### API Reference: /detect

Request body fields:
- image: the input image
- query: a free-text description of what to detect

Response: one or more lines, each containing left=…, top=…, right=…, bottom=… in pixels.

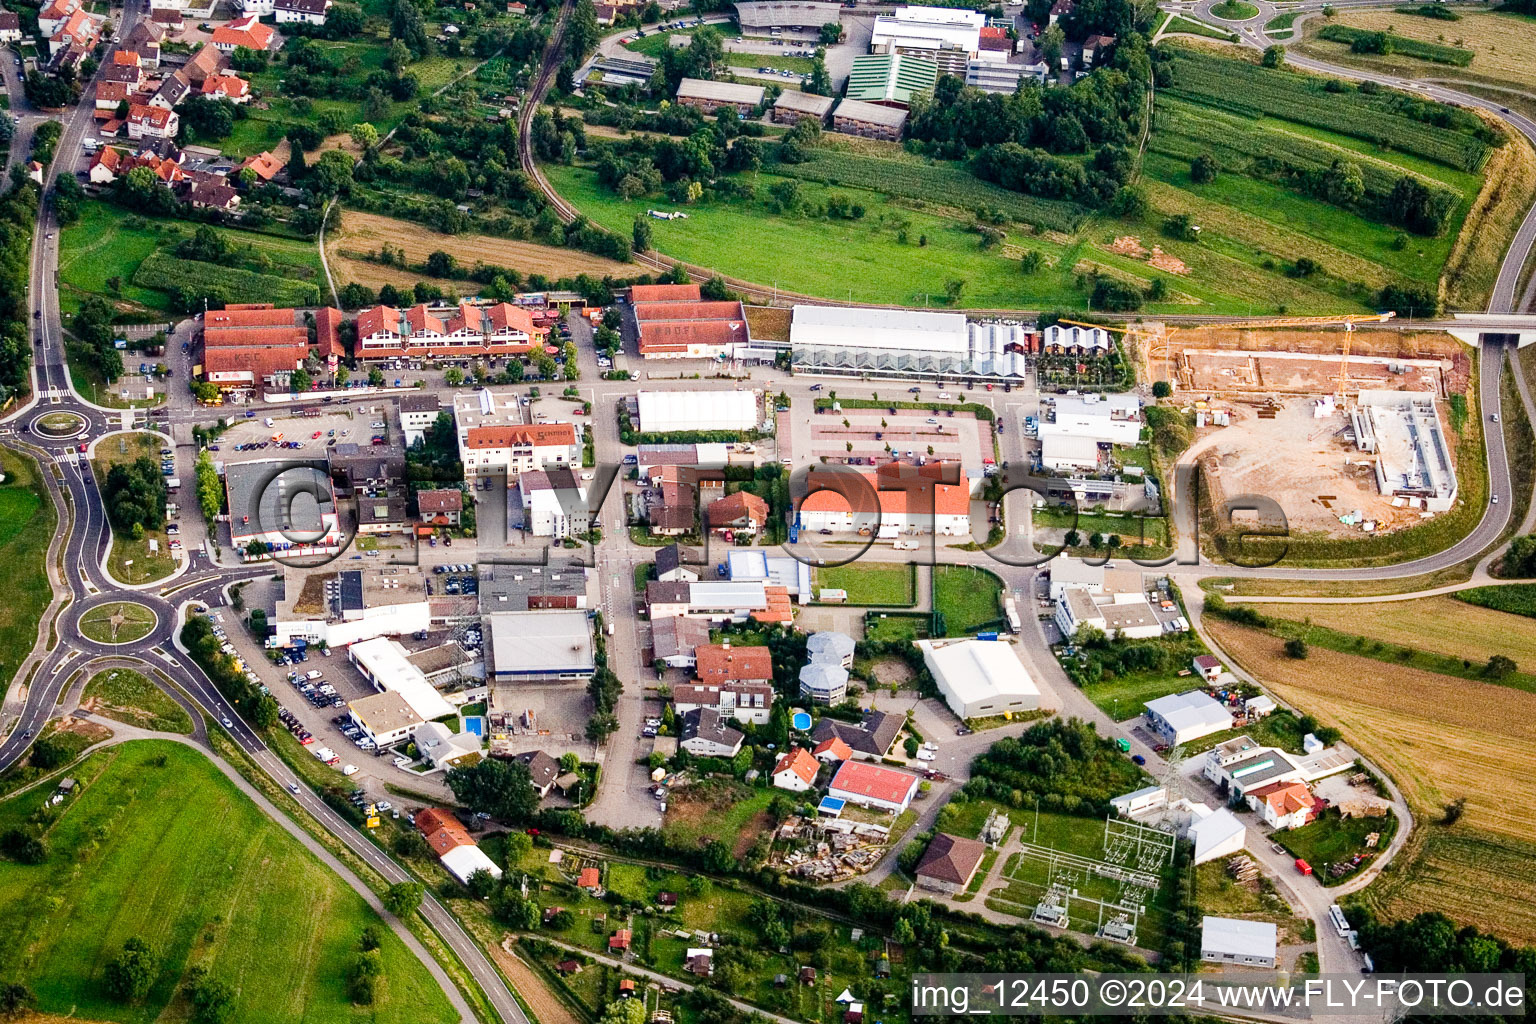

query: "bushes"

left=103, top=456, right=168, bottom=536
left=1318, top=24, right=1473, bottom=66
left=962, top=718, right=1147, bottom=816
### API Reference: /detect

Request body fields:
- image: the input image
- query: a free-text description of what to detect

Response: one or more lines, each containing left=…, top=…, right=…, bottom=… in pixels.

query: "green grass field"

left=547, top=39, right=1495, bottom=314
left=79, top=601, right=159, bottom=644
left=814, top=563, right=916, bottom=606
left=0, top=448, right=54, bottom=695
left=1274, top=807, right=1399, bottom=885
left=0, top=741, right=456, bottom=1023
left=81, top=668, right=192, bottom=733
left=934, top=565, right=1003, bottom=636
left=863, top=612, right=929, bottom=643
left=59, top=201, right=324, bottom=316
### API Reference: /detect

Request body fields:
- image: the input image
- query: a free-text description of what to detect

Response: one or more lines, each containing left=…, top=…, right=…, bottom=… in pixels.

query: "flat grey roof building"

left=832, top=98, right=909, bottom=130
left=774, top=90, right=834, bottom=117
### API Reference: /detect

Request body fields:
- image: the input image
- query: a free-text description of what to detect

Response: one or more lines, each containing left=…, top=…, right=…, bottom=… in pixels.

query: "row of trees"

left=0, top=182, right=39, bottom=409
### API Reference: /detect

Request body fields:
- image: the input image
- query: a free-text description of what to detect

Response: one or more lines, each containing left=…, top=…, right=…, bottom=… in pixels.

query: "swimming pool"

left=464, top=716, right=484, bottom=737
left=791, top=712, right=812, bottom=731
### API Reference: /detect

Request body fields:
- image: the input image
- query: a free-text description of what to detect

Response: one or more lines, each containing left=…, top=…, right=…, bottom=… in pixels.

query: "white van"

left=264, top=417, right=275, bottom=428
left=306, top=669, right=323, bottom=680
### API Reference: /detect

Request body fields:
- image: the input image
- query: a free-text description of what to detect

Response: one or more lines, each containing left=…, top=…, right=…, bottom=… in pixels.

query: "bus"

left=1328, top=904, right=1351, bottom=938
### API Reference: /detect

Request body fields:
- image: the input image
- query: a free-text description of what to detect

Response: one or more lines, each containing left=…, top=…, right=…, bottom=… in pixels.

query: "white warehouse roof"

left=637, top=389, right=759, bottom=434
left=486, top=610, right=595, bottom=673
left=1201, top=916, right=1277, bottom=961
left=1188, top=808, right=1246, bottom=864
left=1146, top=690, right=1230, bottom=736
left=440, top=844, right=504, bottom=885
left=917, top=638, right=1040, bottom=718
left=349, top=636, right=454, bottom=721
left=789, top=305, right=968, bottom=355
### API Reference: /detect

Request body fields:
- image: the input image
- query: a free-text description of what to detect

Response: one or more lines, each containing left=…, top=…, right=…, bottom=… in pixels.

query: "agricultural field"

left=1252, top=596, right=1536, bottom=689
left=933, top=565, right=1004, bottom=636
left=813, top=563, right=917, bottom=606
left=325, top=209, right=635, bottom=295
left=80, top=667, right=192, bottom=733
left=92, top=432, right=176, bottom=584
left=1456, top=583, right=1536, bottom=618
left=1203, top=618, right=1536, bottom=844
left=1315, top=25, right=1473, bottom=66
left=0, top=740, right=456, bottom=1023
left=0, top=448, right=55, bottom=696
left=59, top=201, right=324, bottom=316
left=547, top=46, right=1509, bottom=312
left=1297, top=7, right=1536, bottom=92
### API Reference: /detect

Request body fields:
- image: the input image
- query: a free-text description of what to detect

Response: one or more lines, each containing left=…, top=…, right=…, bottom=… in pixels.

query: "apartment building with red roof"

left=634, top=299, right=750, bottom=359
left=353, top=302, right=544, bottom=359
left=200, top=304, right=310, bottom=390
left=459, top=422, right=581, bottom=478
left=210, top=14, right=275, bottom=51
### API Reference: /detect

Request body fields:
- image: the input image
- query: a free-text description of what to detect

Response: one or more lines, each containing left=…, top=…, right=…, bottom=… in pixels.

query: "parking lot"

left=808, top=403, right=992, bottom=478
left=209, top=409, right=386, bottom=466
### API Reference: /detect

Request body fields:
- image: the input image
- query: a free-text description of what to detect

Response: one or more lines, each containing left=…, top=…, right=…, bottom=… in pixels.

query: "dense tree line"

left=0, top=182, right=38, bottom=408
left=1354, top=909, right=1534, bottom=1021
left=181, top=615, right=279, bottom=729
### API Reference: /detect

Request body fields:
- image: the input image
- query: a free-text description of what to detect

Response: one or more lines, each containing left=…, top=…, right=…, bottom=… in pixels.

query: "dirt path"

left=493, top=938, right=583, bottom=1024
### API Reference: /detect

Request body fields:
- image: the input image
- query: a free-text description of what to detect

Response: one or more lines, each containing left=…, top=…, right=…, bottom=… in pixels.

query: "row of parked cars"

left=330, top=713, right=379, bottom=752
left=276, top=705, right=314, bottom=747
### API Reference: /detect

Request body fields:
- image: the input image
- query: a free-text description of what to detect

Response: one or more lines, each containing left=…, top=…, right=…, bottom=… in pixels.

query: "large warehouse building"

left=734, top=0, right=842, bottom=31
left=790, top=305, right=970, bottom=377
left=916, top=638, right=1041, bottom=720
left=636, top=390, right=760, bottom=434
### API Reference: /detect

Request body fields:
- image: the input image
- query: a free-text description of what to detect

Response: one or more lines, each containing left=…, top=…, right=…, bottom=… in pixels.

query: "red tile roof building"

left=314, top=306, right=343, bottom=360
left=459, top=422, right=581, bottom=478
left=634, top=299, right=750, bottom=359
left=415, top=806, right=475, bottom=855
left=771, top=747, right=819, bottom=791
left=827, top=761, right=920, bottom=813
left=200, top=304, right=309, bottom=390
left=127, top=102, right=178, bottom=140
left=629, top=283, right=701, bottom=303
left=706, top=490, right=769, bottom=536
left=240, top=150, right=284, bottom=181
left=693, top=643, right=772, bottom=687
left=798, top=465, right=971, bottom=537
left=355, top=302, right=544, bottom=359
left=211, top=15, right=275, bottom=51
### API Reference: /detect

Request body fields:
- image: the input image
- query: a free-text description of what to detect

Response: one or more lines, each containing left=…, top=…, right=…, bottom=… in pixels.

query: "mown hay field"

left=1249, top=594, right=1536, bottom=666
left=1302, top=8, right=1536, bottom=90
left=1206, top=619, right=1536, bottom=941
left=327, top=210, right=634, bottom=289
left=1204, top=619, right=1536, bottom=841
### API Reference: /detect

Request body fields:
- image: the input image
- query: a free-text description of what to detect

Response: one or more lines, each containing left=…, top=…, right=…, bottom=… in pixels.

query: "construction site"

left=1121, top=318, right=1472, bottom=539
left=772, top=815, right=895, bottom=882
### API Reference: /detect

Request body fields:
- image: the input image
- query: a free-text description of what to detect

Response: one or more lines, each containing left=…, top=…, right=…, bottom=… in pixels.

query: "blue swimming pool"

left=791, top=712, right=812, bottom=731
left=464, top=717, right=484, bottom=737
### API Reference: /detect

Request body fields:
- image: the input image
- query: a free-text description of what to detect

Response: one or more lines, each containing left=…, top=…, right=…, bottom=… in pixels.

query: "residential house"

left=827, top=760, right=920, bottom=813
left=415, top=807, right=503, bottom=885
left=88, top=146, right=124, bottom=184
left=95, top=80, right=135, bottom=110
left=186, top=178, right=241, bottom=211
left=128, top=103, right=178, bottom=140
left=399, top=393, right=441, bottom=445
left=37, top=0, right=81, bottom=37
left=0, top=11, right=20, bottom=42
left=650, top=614, right=709, bottom=669
left=275, top=0, right=330, bottom=23
left=679, top=707, right=745, bottom=758
left=644, top=580, right=794, bottom=626
left=211, top=14, right=275, bottom=51
left=706, top=490, right=769, bottom=539
left=799, top=662, right=849, bottom=705
left=416, top=488, right=462, bottom=528
left=913, top=832, right=986, bottom=894
left=514, top=750, right=562, bottom=798
left=812, top=736, right=853, bottom=763
left=808, top=710, right=902, bottom=760
left=693, top=642, right=772, bottom=689
left=771, top=747, right=819, bottom=792
left=201, top=72, right=251, bottom=103
left=48, top=6, right=100, bottom=56
left=123, top=20, right=164, bottom=65
left=412, top=720, right=481, bottom=770
left=609, top=929, right=632, bottom=952
left=654, top=542, right=698, bottom=583
left=149, top=71, right=193, bottom=111
left=1245, top=780, right=1317, bottom=830
left=673, top=682, right=774, bottom=726
left=240, top=150, right=283, bottom=181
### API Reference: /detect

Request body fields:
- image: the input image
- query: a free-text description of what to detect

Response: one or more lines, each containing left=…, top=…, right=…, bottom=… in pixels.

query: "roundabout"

left=31, top=411, right=88, bottom=440
left=1209, top=0, right=1260, bottom=20
left=78, top=601, right=160, bottom=645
